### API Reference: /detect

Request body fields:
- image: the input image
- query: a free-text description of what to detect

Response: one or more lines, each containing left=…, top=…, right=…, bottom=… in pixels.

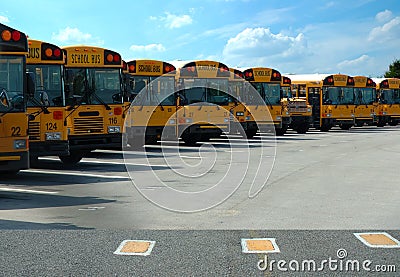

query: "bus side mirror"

left=26, top=72, right=35, bottom=98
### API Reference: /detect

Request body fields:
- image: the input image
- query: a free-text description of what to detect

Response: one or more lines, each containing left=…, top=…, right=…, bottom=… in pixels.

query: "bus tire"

left=181, top=134, right=200, bottom=146
left=295, top=124, right=309, bottom=134
left=59, top=152, right=84, bottom=165
left=339, top=124, right=352, bottom=130
left=275, top=127, right=287, bottom=136
left=320, top=125, right=331, bottom=132
left=245, top=129, right=257, bottom=139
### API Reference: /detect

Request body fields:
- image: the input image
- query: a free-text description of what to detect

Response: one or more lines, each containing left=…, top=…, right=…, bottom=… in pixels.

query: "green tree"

left=384, top=59, right=400, bottom=78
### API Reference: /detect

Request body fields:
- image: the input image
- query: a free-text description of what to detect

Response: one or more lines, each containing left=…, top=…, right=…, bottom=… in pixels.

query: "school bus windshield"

left=0, top=55, right=24, bottom=112
left=354, top=87, right=375, bottom=105
left=251, top=82, right=281, bottom=105
left=281, top=86, right=293, bottom=98
left=181, top=78, right=229, bottom=105
left=323, top=87, right=354, bottom=105
left=26, top=64, right=64, bottom=107
left=380, top=89, right=400, bottom=104
left=65, top=68, right=122, bottom=105
left=130, top=76, right=175, bottom=106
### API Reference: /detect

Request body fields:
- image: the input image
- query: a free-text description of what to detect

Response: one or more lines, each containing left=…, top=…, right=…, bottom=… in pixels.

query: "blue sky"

left=1, top=0, right=400, bottom=77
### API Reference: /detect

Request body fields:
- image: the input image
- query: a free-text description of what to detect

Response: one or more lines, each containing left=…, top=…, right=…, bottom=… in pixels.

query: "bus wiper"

left=27, top=94, right=51, bottom=119
left=91, top=91, right=111, bottom=110
left=152, top=91, right=164, bottom=111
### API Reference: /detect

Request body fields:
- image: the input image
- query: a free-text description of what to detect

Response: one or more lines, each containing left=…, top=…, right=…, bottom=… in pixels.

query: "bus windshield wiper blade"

left=91, top=92, right=111, bottom=110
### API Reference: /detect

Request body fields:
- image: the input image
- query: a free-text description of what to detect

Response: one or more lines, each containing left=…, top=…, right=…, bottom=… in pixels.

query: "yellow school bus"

left=373, top=78, right=400, bottom=127
left=281, top=76, right=312, bottom=133
left=26, top=39, right=69, bottom=162
left=0, top=23, right=33, bottom=174
left=61, top=45, right=124, bottom=164
left=173, top=60, right=230, bottom=145
left=125, top=59, right=177, bottom=146
left=227, top=68, right=250, bottom=137
left=353, top=76, right=377, bottom=127
left=243, top=67, right=290, bottom=135
left=291, top=74, right=355, bottom=131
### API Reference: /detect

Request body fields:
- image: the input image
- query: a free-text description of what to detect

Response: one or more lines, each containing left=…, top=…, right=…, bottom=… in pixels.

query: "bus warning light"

left=106, top=54, right=113, bottom=62
left=45, top=48, right=53, bottom=57
left=1, top=30, right=12, bottom=41
left=12, top=31, right=21, bottom=41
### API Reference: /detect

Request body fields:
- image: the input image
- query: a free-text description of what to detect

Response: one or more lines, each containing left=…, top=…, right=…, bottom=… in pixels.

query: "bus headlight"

left=276, top=116, right=281, bottom=120
left=307, top=108, right=312, bottom=112
left=185, top=118, right=193, bottom=123
left=285, top=111, right=290, bottom=115
left=108, top=126, right=121, bottom=133
left=236, top=112, right=244, bottom=116
left=14, top=139, right=27, bottom=150
left=351, top=114, right=355, bottom=117
left=45, top=132, right=62, bottom=141
left=224, top=118, right=229, bottom=122
left=169, top=119, right=176, bottom=124
left=327, top=113, right=331, bottom=117
left=245, top=116, right=251, bottom=120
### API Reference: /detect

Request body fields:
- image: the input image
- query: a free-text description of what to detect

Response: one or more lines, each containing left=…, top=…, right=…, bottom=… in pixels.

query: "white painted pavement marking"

left=0, top=187, right=58, bottom=195
left=24, top=169, right=129, bottom=179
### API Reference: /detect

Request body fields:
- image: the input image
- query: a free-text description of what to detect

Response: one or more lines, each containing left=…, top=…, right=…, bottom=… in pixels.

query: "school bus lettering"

left=334, top=75, right=347, bottom=82
left=11, top=126, right=21, bottom=136
left=71, top=54, right=101, bottom=64
left=138, top=64, right=161, bottom=73
left=91, top=54, right=101, bottom=64
left=27, top=47, right=40, bottom=59
left=389, top=79, right=400, bottom=86
left=254, top=70, right=271, bottom=77
left=198, top=65, right=217, bottom=71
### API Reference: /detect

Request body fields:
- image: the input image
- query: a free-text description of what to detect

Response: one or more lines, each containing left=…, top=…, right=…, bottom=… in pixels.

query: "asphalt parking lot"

left=1, top=126, right=399, bottom=276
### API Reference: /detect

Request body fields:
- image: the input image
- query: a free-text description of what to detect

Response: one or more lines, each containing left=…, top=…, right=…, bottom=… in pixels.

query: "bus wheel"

left=245, top=129, right=257, bottom=139
left=145, top=136, right=158, bottom=145
left=355, top=122, right=364, bottom=127
left=295, top=124, right=309, bottom=134
left=275, top=127, right=287, bottom=136
left=320, top=125, right=331, bottom=132
left=181, top=134, right=200, bottom=146
left=389, top=120, right=397, bottom=126
left=339, top=124, right=352, bottom=130
left=29, top=155, right=39, bottom=167
left=59, top=152, right=83, bottom=165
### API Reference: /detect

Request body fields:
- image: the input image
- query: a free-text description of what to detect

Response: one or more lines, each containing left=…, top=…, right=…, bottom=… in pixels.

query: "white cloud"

left=376, top=10, right=393, bottom=22
left=129, top=43, right=166, bottom=52
left=156, top=12, right=193, bottom=29
left=223, top=27, right=308, bottom=67
left=52, top=27, right=92, bottom=43
left=0, top=15, right=10, bottom=24
left=337, top=55, right=371, bottom=69
left=368, top=16, right=400, bottom=42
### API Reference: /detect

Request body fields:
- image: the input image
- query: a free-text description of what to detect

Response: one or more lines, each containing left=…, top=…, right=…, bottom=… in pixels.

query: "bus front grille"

left=288, top=101, right=307, bottom=113
left=28, top=121, right=40, bottom=141
left=73, top=117, right=104, bottom=134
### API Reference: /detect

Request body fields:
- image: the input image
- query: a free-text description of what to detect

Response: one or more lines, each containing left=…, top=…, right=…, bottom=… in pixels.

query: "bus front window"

left=0, top=56, right=24, bottom=112
left=26, top=64, right=64, bottom=107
